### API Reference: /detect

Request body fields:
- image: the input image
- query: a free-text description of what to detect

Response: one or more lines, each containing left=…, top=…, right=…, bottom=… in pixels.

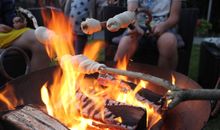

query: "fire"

left=116, top=56, right=129, bottom=81
left=38, top=9, right=161, bottom=130
left=171, top=74, right=176, bottom=85
left=0, top=85, right=23, bottom=110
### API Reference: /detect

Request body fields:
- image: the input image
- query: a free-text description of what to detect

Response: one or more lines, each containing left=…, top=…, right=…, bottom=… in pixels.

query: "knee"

left=157, top=33, right=177, bottom=56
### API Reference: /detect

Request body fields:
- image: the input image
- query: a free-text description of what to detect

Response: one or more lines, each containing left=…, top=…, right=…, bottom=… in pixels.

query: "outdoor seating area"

left=0, top=0, right=220, bottom=130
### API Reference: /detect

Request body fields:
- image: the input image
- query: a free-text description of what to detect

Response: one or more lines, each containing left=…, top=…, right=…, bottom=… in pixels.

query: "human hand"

left=0, top=24, right=13, bottom=33
left=127, top=25, right=144, bottom=36
left=152, top=22, right=167, bottom=37
left=13, top=16, right=27, bottom=29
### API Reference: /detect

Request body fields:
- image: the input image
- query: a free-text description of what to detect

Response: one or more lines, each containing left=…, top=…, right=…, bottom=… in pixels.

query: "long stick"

left=166, top=89, right=220, bottom=109
left=99, top=67, right=179, bottom=91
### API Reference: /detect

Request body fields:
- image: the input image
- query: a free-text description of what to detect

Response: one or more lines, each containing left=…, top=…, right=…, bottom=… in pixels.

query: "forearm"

left=163, top=0, right=182, bottom=30
left=127, top=0, right=138, bottom=11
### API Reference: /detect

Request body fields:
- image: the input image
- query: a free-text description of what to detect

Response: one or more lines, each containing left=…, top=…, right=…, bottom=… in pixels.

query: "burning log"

left=0, top=105, right=69, bottom=130
left=75, top=90, right=147, bottom=130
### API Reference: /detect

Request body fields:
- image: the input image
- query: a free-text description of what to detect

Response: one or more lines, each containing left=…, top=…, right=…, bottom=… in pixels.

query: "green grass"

left=188, top=44, right=201, bottom=81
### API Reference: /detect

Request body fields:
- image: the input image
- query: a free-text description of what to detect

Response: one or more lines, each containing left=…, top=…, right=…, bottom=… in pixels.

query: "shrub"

left=196, top=19, right=212, bottom=36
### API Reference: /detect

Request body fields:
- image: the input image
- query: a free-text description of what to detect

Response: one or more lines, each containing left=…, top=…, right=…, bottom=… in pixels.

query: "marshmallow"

left=34, top=26, right=57, bottom=44
left=81, top=18, right=102, bottom=35
left=107, top=11, right=135, bottom=32
left=61, top=54, right=106, bottom=74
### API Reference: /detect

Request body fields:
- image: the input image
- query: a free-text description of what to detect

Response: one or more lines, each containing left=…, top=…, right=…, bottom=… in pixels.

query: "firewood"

left=0, top=105, right=69, bottom=130
left=75, top=90, right=147, bottom=130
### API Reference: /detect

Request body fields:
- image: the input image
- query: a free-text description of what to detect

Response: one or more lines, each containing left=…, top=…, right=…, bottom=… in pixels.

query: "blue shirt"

left=0, top=0, right=16, bottom=27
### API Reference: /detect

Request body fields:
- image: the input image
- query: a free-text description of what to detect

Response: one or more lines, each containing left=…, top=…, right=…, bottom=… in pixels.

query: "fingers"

left=13, top=17, right=23, bottom=23
left=13, top=17, right=27, bottom=29
left=0, top=24, right=13, bottom=33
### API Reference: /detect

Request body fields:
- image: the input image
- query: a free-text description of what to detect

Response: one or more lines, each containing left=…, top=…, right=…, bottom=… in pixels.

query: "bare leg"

left=114, top=35, right=138, bottom=62
left=10, top=30, right=50, bottom=72
left=157, top=32, right=178, bottom=70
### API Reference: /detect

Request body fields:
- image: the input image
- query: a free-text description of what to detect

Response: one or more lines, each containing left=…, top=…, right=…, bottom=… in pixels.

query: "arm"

left=153, top=0, right=182, bottom=36
left=127, top=0, right=138, bottom=11
left=0, top=24, right=12, bottom=33
left=163, top=0, right=182, bottom=30
left=127, top=0, right=145, bottom=36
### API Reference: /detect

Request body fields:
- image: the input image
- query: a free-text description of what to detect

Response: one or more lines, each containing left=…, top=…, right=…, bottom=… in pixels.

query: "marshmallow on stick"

left=60, top=54, right=178, bottom=90
left=106, top=11, right=136, bottom=32
left=81, top=11, right=136, bottom=35
left=61, top=54, right=106, bottom=74
left=81, top=18, right=102, bottom=35
left=35, top=26, right=57, bottom=44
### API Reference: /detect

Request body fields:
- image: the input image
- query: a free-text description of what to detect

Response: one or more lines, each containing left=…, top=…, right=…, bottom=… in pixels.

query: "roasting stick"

left=166, top=89, right=220, bottom=109
left=98, top=67, right=179, bottom=91
left=61, top=54, right=179, bottom=91
left=81, top=10, right=137, bottom=35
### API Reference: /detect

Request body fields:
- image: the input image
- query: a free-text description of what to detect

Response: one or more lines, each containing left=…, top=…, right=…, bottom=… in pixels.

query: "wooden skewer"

left=98, top=67, right=179, bottom=91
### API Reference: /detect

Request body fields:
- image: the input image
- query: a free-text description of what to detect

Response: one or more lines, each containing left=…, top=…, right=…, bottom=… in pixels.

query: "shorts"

left=112, top=26, right=185, bottom=48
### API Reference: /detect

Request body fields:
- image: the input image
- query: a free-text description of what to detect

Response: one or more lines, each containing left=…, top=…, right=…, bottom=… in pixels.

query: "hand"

left=0, top=24, right=13, bottom=33
left=127, top=24, right=144, bottom=36
left=13, top=16, right=27, bottom=29
left=152, top=22, right=167, bottom=37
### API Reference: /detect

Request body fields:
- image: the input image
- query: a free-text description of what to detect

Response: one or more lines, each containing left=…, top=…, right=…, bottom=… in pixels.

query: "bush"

left=196, top=19, right=212, bottom=36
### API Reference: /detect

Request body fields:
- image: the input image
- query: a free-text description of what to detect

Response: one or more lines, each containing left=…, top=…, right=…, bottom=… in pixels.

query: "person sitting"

left=0, top=0, right=50, bottom=72
left=114, top=0, right=183, bottom=70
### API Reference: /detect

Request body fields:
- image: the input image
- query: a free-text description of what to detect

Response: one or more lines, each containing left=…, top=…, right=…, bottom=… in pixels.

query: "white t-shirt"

left=128, top=0, right=171, bottom=27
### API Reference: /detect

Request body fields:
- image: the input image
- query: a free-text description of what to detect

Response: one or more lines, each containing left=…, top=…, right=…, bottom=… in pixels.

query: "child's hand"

left=152, top=22, right=167, bottom=37
left=127, top=25, right=144, bottom=36
left=0, top=24, right=13, bottom=33
left=13, top=16, right=27, bottom=29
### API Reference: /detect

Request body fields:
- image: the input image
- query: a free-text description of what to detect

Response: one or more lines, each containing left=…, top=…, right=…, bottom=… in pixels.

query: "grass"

left=188, top=44, right=220, bottom=130
left=188, top=44, right=201, bottom=81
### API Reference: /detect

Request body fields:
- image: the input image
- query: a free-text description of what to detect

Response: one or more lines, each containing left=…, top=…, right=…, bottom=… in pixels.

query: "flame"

left=0, top=85, right=23, bottom=110
left=116, top=80, right=161, bottom=129
left=39, top=9, right=161, bottom=130
left=41, top=9, right=75, bottom=58
left=83, top=40, right=105, bottom=60
left=171, top=74, right=176, bottom=85
left=116, top=56, right=129, bottom=81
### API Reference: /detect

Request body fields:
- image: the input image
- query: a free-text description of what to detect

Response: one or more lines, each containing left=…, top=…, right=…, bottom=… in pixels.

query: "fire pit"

left=0, top=8, right=211, bottom=130
left=0, top=63, right=211, bottom=130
